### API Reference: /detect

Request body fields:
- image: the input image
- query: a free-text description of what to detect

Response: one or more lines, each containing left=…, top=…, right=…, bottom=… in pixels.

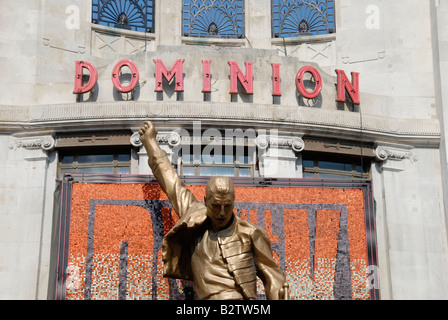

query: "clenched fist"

left=139, top=121, right=158, bottom=144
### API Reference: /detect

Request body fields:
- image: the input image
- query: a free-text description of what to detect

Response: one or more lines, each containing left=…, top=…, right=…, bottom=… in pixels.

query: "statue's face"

left=205, top=193, right=235, bottom=232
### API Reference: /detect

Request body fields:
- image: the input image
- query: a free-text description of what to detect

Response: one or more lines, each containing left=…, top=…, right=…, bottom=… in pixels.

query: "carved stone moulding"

left=0, top=102, right=441, bottom=148
left=256, top=135, right=305, bottom=152
left=130, top=132, right=181, bottom=148
left=374, top=142, right=418, bottom=163
left=9, top=136, right=55, bottom=151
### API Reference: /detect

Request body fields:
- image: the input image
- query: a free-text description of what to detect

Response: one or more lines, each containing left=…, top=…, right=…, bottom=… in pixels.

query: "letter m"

left=153, top=59, right=185, bottom=92
left=228, top=61, right=254, bottom=94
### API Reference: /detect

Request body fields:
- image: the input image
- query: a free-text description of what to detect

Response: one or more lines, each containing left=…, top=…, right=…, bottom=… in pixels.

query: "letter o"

left=296, top=66, right=322, bottom=99
left=112, top=59, right=139, bottom=93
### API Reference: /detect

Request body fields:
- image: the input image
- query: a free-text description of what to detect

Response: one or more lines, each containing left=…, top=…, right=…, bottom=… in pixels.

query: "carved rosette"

left=256, top=135, right=305, bottom=152
left=130, top=132, right=143, bottom=147
left=131, top=132, right=181, bottom=148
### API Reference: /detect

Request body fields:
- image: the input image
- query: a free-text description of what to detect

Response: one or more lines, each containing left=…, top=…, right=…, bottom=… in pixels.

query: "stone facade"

left=0, top=0, right=447, bottom=299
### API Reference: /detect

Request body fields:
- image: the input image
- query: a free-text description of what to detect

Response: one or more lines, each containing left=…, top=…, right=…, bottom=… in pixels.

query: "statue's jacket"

left=147, top=148, right=286, bottom=300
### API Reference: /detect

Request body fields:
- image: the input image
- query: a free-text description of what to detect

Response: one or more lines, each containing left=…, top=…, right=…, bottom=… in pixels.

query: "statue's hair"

left=205, top=176, right=235, bottom=200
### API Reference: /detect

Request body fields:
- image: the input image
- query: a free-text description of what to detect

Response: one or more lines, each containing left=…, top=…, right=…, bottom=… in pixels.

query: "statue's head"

left=204, top=176, right=235, bottom=231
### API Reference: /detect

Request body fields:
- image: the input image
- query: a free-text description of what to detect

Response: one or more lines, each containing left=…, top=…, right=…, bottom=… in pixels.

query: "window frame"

left=302, top=153, right=370, bottom=180
left=178, top=143, right=255, bottom=178
left=58, top=147, right=132, bottom=179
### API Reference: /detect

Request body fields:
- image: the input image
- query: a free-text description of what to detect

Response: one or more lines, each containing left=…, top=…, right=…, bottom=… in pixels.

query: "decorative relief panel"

left=91, top=25, right=155, bottom=58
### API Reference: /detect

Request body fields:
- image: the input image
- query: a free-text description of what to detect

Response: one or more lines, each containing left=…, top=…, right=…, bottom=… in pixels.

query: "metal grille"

left=272, top=0, right=335, bottom=37
left=92, top=0, right=155, bottom=33
left=182, top=0, right=245, bottom=38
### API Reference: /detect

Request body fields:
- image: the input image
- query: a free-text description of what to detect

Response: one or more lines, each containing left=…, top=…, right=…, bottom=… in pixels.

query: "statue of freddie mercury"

left=139, top=121, right=289, bottom=300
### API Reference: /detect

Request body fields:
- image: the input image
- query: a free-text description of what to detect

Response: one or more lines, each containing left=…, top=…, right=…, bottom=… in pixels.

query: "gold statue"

left=139, top=121, right=289, bottom=300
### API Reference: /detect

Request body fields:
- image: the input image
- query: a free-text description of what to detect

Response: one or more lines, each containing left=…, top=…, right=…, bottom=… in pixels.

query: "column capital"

left=256, top=135, right=305, bottom=152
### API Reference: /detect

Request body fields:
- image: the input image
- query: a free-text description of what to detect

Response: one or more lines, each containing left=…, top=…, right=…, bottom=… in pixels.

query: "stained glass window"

left=272, top=0, right=335, bottom=37
left=92, top=0, right=155, bottom=33
left=182, top=0, right=245, bottom=38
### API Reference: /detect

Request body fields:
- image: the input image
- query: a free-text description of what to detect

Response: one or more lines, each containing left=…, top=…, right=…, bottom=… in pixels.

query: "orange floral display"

left=56, top=176, right=378, bottom=300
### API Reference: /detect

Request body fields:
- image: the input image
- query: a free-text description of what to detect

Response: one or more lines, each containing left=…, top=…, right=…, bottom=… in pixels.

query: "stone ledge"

left=0, top=102, right=440, bottom=146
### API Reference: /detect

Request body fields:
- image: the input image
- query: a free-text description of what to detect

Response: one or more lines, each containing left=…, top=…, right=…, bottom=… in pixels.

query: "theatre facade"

left=1, top=0, right=448, bottom=300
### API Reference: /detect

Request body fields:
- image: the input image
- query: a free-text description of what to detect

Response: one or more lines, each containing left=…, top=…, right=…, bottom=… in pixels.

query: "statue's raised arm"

left=139, top=121, right=197, bottom=219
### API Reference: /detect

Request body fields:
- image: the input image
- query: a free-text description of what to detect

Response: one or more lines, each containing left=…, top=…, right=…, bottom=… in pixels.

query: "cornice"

left=0, top=102, right=441, bottom=146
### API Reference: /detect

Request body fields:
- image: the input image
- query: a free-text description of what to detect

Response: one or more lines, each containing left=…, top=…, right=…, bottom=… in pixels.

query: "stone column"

left=246, top=0, right=272, bottom=49
left=4, top=135, right=56, bottom=299
left=155, top=0, right=182, bottom=46
left=372, top=142, right=448, bottom=299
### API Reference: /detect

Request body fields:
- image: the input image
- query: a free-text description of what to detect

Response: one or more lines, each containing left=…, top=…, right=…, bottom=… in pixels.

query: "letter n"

left=153, top=59, right=185, bottom=92
left=73, top=61, right=97, bottom=94
left=228, top=61, right=254, bottom=94
left=335, top=69, right=360, bottom=105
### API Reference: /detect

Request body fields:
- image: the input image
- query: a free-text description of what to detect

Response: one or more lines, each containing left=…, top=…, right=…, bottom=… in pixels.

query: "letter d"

left=73, top=61, right=98, bottom=94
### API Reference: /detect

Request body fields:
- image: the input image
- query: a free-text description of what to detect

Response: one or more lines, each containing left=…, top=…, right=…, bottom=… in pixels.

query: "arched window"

left=272, top=0, right=335, bottom=38
left=92, top=0, right=155, bottom=33
left=182, top=0, right=245, bottom=38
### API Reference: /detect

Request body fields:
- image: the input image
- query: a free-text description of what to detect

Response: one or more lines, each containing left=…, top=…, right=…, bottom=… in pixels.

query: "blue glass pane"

left=201, top=151, right=236, bottom=164
left=238, top=168, right=251, bottom=177
left=319, top=173, right=350, bottom=180
left=318, top=161, right=352, bottom=172
left=183, top=153, right=194, bottom=163
left=60, top=155, right=74, bottom=164
left=224, top=154, right=235, bottom=164
left=200, top=166, right=235, bottom=176
left=118, top=154, right=131, bottom=162
left=182, top=166, right=196, bottom=176
left=303, top=171, right=315, bottom=178
left=61, top=168, right=74, bottom=175
left=302, top=160, right=314, bottom=168
left=77, top=167, right=114, bottom=174
left=78, top=154, right=114, bottom=164
left=117, top=166, right=130, bottom=174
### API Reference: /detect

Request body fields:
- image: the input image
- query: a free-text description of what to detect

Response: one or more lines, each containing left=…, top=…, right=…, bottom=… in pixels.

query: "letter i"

left=272, top=63, right=281, bottom=96
left=202, top=60, right=212, bottom=93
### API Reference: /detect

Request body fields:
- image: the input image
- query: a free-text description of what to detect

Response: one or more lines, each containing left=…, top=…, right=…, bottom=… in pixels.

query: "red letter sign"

left=73, top=61, right=98, bottom=94
left=228, top=61, right=254, bottom=94
left=335, top=69, right=360, bottom=105
left=202, top=60, right=212, bottom=93
left=272, top=63, right=281, bottom=96
left=111, top=60, right=139, bottom=93
left=296, top=66, right=322, bottom=99
left=153, top=59, right=185, bottom=92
